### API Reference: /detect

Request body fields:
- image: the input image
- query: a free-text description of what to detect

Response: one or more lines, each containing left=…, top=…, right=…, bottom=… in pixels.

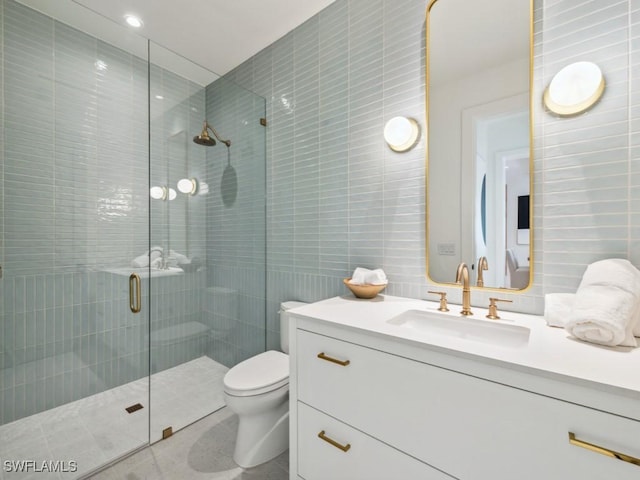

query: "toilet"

left=223, top=301, right=307, bottom=468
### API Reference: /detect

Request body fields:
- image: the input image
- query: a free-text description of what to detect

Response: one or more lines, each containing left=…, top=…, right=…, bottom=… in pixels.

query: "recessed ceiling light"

left=155, top=95, right=164, bottom=100
left=124, top=14, right=143, bottom=28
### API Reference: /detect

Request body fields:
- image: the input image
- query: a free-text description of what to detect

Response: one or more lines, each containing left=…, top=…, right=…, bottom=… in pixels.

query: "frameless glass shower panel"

left=148, top=44, right=267, bottom=442
left=0, top=0, right=150, bottom=476
left=148, top=43, right=219, bottom=442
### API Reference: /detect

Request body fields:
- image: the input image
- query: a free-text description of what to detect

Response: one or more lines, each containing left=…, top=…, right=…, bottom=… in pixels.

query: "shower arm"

left=203, top=121, right=231, bottom=147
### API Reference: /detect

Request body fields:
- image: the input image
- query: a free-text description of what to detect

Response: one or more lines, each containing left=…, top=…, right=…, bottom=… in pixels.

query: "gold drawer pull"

left=317, top=352, right=350, bottom=367
left=318, top=430, right=351, bottom=452
left=569, top=432, right=640, bottom=467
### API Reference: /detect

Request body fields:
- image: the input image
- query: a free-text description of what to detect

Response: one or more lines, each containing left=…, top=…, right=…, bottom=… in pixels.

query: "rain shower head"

left=193, top=121, right=231, bottom=147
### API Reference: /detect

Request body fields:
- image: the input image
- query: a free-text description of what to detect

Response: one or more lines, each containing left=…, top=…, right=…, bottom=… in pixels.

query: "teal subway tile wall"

left=2, top=0, right=639, bottom=425
left=222, top=0, right=640, bottom=349
left=0, top=0, right=266, bottom=424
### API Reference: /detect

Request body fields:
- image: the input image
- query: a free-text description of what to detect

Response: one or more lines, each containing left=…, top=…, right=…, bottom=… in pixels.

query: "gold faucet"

left=455, top=262, right=473, bottom=316
left=476, top=256, right=489, bottom=287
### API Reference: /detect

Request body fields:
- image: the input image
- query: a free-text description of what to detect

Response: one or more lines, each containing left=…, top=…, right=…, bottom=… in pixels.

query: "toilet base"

left=225, top=385, right=289, bottom=468
left=225, top=388, right=289, bottom=468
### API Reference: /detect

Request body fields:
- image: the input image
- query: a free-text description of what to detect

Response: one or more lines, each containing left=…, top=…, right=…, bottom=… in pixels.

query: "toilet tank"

left=280, top=301, right=307, bottom=354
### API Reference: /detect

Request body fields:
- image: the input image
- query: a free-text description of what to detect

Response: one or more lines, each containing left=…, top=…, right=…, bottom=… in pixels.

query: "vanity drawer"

left=296, top=329, right=640, bottom=479
left=297, top=402, right=452, bottom=480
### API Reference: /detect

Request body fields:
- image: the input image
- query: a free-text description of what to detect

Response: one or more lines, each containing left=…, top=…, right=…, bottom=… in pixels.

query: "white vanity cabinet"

left=289, top=303, right=640, bottom=480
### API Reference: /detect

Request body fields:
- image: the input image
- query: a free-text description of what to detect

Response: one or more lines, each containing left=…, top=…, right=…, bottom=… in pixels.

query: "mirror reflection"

left=427, top=0, right=532, bottom=290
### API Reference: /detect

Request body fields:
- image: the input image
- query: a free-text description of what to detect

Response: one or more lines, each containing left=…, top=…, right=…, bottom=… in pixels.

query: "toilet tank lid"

left=224, top=350, right=289, bottom=393
left=280, top=301, right=307, bottom=311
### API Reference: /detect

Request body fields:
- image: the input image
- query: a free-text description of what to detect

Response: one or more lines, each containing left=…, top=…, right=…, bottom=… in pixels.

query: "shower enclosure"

left=0, top=0, right=266, bottom=477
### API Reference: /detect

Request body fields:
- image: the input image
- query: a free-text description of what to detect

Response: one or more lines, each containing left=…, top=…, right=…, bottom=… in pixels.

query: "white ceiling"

left=17, top=0, right=336, bottom=84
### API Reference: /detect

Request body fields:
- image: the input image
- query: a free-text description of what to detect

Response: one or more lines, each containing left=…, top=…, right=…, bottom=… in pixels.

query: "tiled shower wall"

left=0, top=0, right=148, bottom=424
left=204, top=78, right=267, bottom=366
left=0, top=0, right=210, bottom=424
left=225, top=0, right=640, bottom=348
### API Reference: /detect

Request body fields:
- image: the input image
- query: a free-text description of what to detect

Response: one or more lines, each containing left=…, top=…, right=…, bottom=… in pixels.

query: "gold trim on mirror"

left=425, top=0, right=534, bottom=292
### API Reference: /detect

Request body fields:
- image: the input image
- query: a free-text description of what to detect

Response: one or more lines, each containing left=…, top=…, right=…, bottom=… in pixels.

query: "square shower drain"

left=125, top=403, right=144, bottom=414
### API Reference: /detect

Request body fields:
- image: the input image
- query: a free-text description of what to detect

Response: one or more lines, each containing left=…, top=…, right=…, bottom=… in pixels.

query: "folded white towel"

left=130, top=246, right=164, bottom=268
left=582, top=259, right=640, bottom=338
left=579, top=258, right=640, bottom=295
left=150, top=257, right=163, bottom=269
left=349, top=267, right=388, bottom=286
left=168, top=250, right=189, bottom=266
left=544, top=293, right=575, bottom=328
left=565, top=259, right=640, bottom=347
left=131, top=254, right=149, bottom=268
left=566, top=286, right=637, bottom=347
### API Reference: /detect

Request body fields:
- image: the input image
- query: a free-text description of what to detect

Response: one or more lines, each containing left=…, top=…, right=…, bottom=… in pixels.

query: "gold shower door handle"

left=318, top=430, right=351, bottom=452
left=317, top=352, right=350, bottom=367
left=568, top=432, right=640, bottom=467
left=129, top=273, right=141, bottom=313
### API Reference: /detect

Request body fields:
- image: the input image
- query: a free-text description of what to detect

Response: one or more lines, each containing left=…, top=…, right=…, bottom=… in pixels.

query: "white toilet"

left=223, top=301, right=307, bottom=468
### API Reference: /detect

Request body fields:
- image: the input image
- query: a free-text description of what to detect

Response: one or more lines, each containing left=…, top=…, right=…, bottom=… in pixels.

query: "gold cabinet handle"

left=129, top=273, right=141, bottom=313
left=318, top=430, right=351, bottom=452
left=569, top=432, right=640, bottom=467
left=317, top=352, right=350, bottom=367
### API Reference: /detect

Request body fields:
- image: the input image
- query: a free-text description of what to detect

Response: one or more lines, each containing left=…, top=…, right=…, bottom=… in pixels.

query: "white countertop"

left=290, top=294, right=640, bottom=401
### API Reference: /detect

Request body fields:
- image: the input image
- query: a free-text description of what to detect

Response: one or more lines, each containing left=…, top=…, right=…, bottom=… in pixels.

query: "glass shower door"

left=0, top=0, right=150, bottom=476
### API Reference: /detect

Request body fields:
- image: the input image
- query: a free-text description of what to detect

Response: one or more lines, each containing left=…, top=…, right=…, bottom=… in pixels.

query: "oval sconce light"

left=543, top=61, right=605, bottom=116
left=384, top=116, right=421, bottom=152
left=150, top=186, right=167, bottom=200
left=150, top=185, right=177, bottom=201
left=177, top=178, right=198, bottom=195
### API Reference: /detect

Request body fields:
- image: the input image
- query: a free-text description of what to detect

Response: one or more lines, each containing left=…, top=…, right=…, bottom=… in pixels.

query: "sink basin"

left=387, top=309, right=530, bottom=348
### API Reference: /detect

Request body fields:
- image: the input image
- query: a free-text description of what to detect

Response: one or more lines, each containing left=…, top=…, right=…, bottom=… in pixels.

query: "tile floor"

left=0, top=357, right=228, bottom=479
left=87, top=407, right=289, bottom=480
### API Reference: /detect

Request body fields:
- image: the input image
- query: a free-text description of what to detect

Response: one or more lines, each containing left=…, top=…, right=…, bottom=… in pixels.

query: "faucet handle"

left=486, top=297, right=513, bottom=320
left=427, top=291, right=449, bottom=312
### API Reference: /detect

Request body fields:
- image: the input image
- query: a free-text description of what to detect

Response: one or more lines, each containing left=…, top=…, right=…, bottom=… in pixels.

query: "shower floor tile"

left=0, top=356, right=228, bottom=479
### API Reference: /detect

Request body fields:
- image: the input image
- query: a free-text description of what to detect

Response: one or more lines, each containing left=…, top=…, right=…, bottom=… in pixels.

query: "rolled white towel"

left=131, top=254, right=149, bottom=268
left=130, top=246, right=163, bottom=268
left=150, top=257, right=163, bottom=269
left=544, top=293, right=575, bottom=328
left=579, top=258, right=640, bottom=338
left=349, top=267, right=388, bottom=286
left=168, top=250, right=189, bottom=267
left=565, top=285, right=638, bottom=347
left=579, top=258, right=640, bottom=294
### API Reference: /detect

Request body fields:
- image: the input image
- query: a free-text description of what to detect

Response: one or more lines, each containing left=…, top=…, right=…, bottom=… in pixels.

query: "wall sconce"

left=150, top=186, right=167, bottom=200
left=150, top=186, right=177, bottom=201
left=543, top=61, right=605, bottom=116
left=177, top=178, right=198, bottom=195
left=384, top=116, right=421, bottom=152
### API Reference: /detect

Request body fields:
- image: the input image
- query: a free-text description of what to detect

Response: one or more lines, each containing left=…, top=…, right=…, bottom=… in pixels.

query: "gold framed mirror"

left=426, top=0, right=533, bottom=290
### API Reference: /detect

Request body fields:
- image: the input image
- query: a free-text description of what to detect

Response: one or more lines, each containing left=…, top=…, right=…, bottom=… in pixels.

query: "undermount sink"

left=387, top=309, right=530, bottom=348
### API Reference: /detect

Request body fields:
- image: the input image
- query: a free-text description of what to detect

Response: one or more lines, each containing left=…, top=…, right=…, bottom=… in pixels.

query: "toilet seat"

left=224, top=350, right=289, bottom=397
